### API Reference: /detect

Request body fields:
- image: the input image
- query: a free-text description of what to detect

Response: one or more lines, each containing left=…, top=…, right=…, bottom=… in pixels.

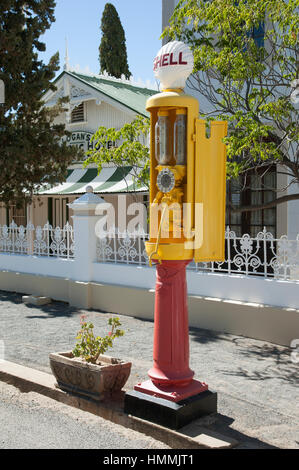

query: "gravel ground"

left=0, top=290, right=298, bottom=449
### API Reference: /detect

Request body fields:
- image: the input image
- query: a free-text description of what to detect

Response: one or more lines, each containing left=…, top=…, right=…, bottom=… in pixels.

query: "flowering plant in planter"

left=72, top=315, right=124, bottom=364
left=49, top=314, right=131, bottom=401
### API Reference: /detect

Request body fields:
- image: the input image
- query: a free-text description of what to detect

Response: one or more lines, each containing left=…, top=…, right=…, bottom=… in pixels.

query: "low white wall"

left=0, top=253, right=298, bottom=310
left=92, top=262, right=299, bottom=310
left=92, top=262, right=156, bottom=290
left=187, top=271, right=299, bottom=310
left=0, top=253, right=73, bottom=279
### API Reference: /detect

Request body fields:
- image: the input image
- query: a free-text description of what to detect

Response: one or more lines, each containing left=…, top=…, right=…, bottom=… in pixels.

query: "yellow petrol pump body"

left=145, top=88, right=228, bottom=265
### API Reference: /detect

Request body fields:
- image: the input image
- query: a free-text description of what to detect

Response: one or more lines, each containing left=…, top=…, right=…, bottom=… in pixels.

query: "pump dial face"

left=157, top=168, right=175, bottom=193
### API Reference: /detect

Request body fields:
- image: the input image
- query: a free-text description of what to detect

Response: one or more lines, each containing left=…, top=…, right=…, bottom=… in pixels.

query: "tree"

left=0, top=0, right=82, bottom=208
left=99, top=3, right=131, bottom=79
left=163, top=0, right=299, bottom=213
left=85, top=115, right=150, bottom=191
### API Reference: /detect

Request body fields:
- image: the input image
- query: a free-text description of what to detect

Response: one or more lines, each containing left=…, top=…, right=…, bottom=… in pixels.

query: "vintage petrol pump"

left=125, top=41, right=227, bottom=428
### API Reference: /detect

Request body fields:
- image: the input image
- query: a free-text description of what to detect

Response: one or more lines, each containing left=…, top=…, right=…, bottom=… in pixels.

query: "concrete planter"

left=49, top=351, right=132, bottom=401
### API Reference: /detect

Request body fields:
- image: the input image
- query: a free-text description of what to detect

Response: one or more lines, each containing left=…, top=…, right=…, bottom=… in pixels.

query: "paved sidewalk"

left=0, top=290, right=298, bottom=449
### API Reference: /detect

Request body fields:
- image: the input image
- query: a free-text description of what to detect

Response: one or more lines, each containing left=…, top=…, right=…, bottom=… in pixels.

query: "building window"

left=71, top=102, right=85, bottom=123
left=226, top=167, right=277, bottom=237
left=7, top=203, right=27, bottom=226
left=252, top=22, right=265, bottom=48
left=48, top=197, right=69, bottom=227
left=226, top=178, right=243, bottom=237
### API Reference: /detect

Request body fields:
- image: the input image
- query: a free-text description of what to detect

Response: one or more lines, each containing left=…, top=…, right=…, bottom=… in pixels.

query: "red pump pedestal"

left=134, top=260, right=208, bottom=403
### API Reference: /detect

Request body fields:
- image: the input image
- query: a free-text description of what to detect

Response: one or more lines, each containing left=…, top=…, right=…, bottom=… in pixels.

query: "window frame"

left=226, top=166, right=277, bottom=237
left=70, top=102, right=86, bottom=124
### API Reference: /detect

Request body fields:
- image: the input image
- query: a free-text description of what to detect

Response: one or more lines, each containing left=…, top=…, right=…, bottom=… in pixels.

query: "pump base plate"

left=134, top=379, right=208, bottom=402
left=124, top=389, right=217, bottom=430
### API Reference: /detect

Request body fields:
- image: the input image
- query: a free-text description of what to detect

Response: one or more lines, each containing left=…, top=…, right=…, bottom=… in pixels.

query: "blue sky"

left=39, top=0, right=163, bottom=87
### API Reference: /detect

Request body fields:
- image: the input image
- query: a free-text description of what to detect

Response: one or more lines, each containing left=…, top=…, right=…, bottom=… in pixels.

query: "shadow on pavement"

left=189, top=326, right=228, bottom=345
left=221, top=363, right=298, bottom=385
left=0, top=290, right=23, bottom=305
left=222, top=341, right=298, bottom=385
left=207, top=413, right=279, bottom=449
left=189, top=325, right=298, bottom=385
left=232, top=338, right=292, bottom=363
left=24, top=302, right=80, bottom=319
left=0, top=289, right=81, bottom=318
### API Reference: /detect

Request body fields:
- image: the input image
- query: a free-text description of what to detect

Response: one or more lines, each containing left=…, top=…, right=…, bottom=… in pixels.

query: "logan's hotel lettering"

left=66, top=132, right=115, bottom=151
left=66, top=132, right=94, bottom=151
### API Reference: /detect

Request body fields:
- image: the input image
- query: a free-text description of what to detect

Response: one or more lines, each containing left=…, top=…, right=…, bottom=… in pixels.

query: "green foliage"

left=85, top=115, right=150, bottom=190
left=99, top=3, right=131, bottom=79
left=72, top=315, right=125, bottom=364
left=0, top=0, right=82, bottom=207
left=163, top=0, right=299, bottom=191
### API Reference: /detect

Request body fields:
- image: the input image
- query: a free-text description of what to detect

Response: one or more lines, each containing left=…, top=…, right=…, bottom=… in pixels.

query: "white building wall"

left=54, top=100, right=135, bottom=134
left=89, top=100, right=135, bottom=130
left=162, top=0, right=176, bottom=45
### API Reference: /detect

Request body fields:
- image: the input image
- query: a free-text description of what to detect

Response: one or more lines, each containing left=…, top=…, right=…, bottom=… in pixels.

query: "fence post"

left=68, top=186, right=105, bottom=284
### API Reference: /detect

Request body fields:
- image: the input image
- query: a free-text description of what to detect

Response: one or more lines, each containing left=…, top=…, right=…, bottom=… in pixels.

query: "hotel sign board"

left=66, top=131, right=94, bottom=151
left=65, top=131, right=116, bottom=152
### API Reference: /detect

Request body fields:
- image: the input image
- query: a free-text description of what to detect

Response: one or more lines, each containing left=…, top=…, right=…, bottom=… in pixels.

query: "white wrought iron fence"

left=96, top=227, right=299, bottom=281
left=96, top=228, right=148, bottom=266
left=0, top=221, right=75, bottom=258
left=191, top=227, right=299, bottom=281
left=1, top=221, right=298, bottom=280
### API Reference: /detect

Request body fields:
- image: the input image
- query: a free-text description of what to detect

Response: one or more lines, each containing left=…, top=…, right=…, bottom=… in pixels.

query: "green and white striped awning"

left=37, top=167, right=147, bottom=195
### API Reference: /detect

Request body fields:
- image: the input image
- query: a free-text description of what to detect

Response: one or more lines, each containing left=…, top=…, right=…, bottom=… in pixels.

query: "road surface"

left=0, top=380, right=170, bottom=450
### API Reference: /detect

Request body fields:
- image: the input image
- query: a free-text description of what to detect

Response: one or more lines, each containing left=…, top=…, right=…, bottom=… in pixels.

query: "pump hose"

left=149, top=204, right=168, bottom=267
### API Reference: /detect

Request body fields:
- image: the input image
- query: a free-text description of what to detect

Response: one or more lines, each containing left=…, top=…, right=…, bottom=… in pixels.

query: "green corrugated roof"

left=67, top=71, right=157, bottom=117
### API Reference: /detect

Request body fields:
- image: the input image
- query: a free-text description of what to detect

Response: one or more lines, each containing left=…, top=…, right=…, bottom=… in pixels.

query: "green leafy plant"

left=99, top=2, right=131, bottom=79
left=0, top=0, right=83, bottom=207
left=164, top=0, right=299, bottom=213
left=72, top=315, right=124, bottom=364
left=84, top=115, right=150, bottom=191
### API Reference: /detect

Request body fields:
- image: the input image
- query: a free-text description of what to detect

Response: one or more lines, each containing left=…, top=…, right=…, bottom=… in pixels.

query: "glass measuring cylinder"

left=155, top=110, right=171, bottom=165
left=174, top=109, right=187, bottom=165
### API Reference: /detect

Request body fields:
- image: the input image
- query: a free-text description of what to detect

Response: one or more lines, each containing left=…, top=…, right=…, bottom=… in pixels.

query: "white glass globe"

left=153, top=41, right=194, bottom=90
